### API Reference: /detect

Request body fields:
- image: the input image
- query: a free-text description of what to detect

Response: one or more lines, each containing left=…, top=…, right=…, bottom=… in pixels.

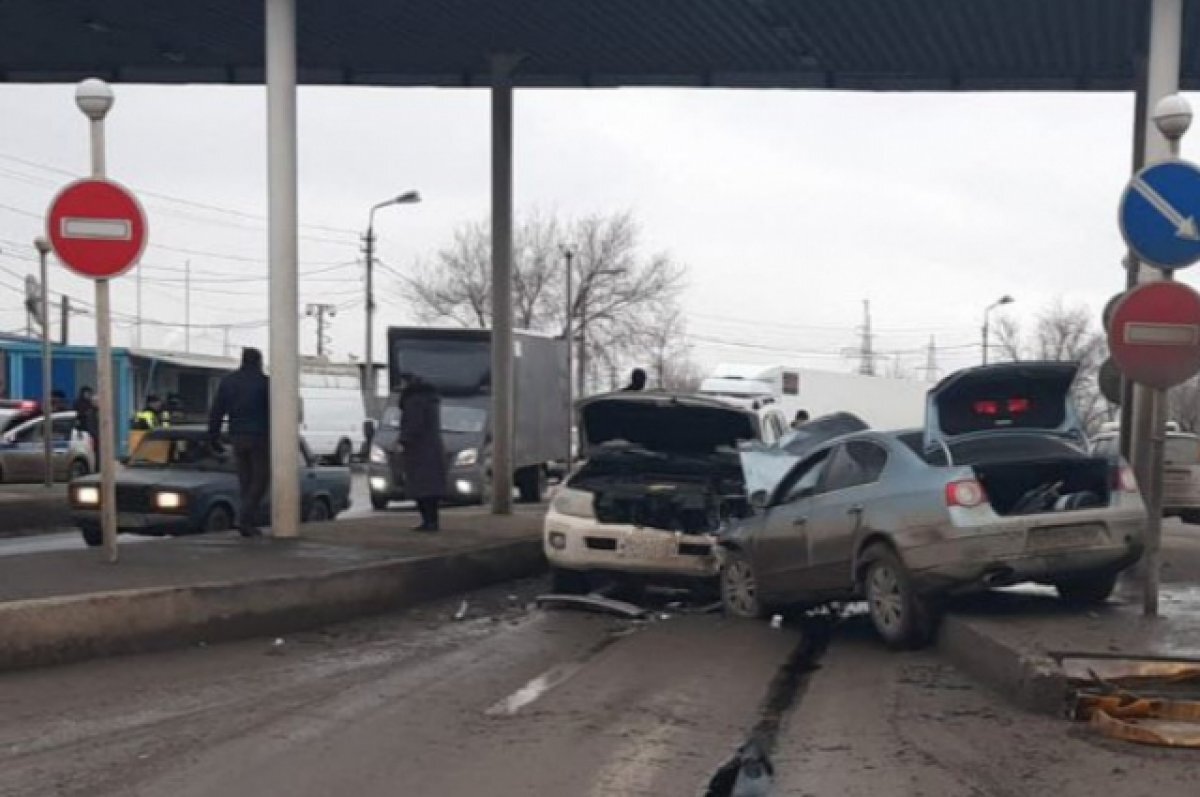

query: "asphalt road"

left=2, top=578, right=1196, bottom=797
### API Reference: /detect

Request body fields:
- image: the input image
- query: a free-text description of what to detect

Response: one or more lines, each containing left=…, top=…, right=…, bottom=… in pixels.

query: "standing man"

left=398, top=372, right=446, bottom=532
left=209, top=348, right=270, bottom=537
left=73, top=386, right=100, bottom=465
left=133, top=394, right=167, bottom=430
left=622, top=368, right=648, bottom=392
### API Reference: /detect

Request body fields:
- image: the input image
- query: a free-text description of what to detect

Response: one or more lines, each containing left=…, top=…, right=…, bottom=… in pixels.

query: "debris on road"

left=453, top=600, right=469, bottom=621
left=1066, top=656, right=1200, bottom=748
left=535, top=593, right=649, bottom=620
left=770, top=614, right=783, bottom=630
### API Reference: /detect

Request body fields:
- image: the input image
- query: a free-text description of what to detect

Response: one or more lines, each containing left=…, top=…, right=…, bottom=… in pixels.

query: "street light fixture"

left=981, top=295, right=1014, bottom=365
left=364, top=190, right=421, bottom=406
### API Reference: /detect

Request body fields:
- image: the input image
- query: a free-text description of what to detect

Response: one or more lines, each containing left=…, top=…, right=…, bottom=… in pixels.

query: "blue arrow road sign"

left=1120, top=160, right=1200, bottom=271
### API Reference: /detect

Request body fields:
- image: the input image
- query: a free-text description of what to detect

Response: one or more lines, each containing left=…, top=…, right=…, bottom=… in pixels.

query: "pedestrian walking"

left=73, top=386, right=100, bottom=462
left=208, top=348, right=271, bottom=537
left=398, top=372, right=446, bottom=532
left=622, top=368, right=648, bottom=392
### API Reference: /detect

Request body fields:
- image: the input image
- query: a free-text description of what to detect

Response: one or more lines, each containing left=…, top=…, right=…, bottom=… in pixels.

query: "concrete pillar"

left=266, top=0, right=300, bottom=536
left=490, top=55, right=521, bottom=515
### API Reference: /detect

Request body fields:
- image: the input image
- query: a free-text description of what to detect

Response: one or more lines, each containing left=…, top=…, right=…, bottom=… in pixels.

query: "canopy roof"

left=1, top=0, right=1197, bottom=90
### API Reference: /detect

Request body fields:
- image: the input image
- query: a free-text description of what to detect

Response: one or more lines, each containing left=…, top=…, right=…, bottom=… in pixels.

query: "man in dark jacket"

left=398, top=372, right=446, bottom=532
left=208, top=348, right=270, bottom=537
left=622, top=368, right=648, bottom=392
left=73, top=386, right=100, bottom=462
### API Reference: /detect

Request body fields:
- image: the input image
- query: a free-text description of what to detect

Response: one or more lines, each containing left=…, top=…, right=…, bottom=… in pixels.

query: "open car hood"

left=924, top=361, right=1084, bottom=451
left=577, top=393, right=758, bottom=457
left=739, top=412, right=868, bottom=498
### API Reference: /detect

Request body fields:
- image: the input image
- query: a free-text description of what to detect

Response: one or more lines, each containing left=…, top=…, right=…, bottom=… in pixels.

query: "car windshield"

left=1166, top=436, right=1200, bottom=465
left=380, top=404, right=486, bottom=434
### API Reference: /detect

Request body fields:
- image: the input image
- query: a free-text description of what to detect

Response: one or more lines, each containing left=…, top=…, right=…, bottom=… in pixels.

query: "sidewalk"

left=938, top=524, right=1200, bottom=714
left=0, top=507, right=546, bottom=671
left=0, top=484, right=71, bottom=538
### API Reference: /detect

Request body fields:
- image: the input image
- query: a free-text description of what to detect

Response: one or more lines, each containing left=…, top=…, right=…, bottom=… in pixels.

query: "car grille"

left=115, top=485, right=153, bottom=513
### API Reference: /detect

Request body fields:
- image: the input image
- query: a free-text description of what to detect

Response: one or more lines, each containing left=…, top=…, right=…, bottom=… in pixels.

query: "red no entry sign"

left=46, top=178, right=147, bottom=280
left=1108, top=281, right=1200, bottom=390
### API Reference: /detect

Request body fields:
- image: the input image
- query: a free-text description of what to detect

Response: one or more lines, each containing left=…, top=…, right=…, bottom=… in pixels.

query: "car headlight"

left=369, top=444, right=387, bottom=464
left=74, top=486, right=100, bottom=506
left=454, top=447, right=478, bottom=467
left=551, top=486, right=595, bottom=519
left=155, top=491, right=185, bottom=511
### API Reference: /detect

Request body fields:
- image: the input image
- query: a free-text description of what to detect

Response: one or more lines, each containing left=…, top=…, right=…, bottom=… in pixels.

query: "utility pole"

left=34, top=237, right=53, bottom=488
left=305, top=302, right=336, bottom=358
left=362, top=228, right=375, bottom=399
left=561, top=244, right=576, bottom=472
left=135, top=262, right=143, bottom=348
left=184, top=259, right=191, bottom=353
left=923, top=336, right=939, bottom=382
left=60, top=295, right=69, bottom=345
left=222, top=325, right=231, bottom=358
left=857, top=299, right=876, bottom=376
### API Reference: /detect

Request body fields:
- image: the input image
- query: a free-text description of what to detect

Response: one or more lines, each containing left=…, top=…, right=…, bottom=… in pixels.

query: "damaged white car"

left=543, top=393, right=766, bottom=594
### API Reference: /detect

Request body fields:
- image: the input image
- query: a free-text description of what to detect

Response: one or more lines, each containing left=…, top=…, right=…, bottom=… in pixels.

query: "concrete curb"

left=0, top=538, right=545, bottom=672
left=936, top=613, right=1068, bottom=716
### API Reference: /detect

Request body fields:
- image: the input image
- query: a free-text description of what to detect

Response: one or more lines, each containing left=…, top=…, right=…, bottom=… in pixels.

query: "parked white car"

left=299, top=371, right=369, bottom=465
left=0, top=411, right=94, bottom=483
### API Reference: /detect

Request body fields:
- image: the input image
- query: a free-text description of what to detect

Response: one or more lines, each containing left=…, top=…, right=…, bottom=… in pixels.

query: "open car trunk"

left=973, top=457, right=1111, bottom=515
left=572, top=393, right=758, bottom=534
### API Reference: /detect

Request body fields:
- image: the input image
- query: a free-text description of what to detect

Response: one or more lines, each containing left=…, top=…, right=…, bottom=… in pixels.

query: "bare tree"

left=635, top=306, right=703, bottom=392
left=1169, top=378, right=1200, bottom=432
left=994, top=300, right=1111, bottom=433
left=398, top=210, right=688, bottom=396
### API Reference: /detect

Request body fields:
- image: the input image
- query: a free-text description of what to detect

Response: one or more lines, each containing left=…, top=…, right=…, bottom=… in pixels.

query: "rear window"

left=1166, top=436, right=1200, bottom=465
left=929, top=433, right=1086, bottom=466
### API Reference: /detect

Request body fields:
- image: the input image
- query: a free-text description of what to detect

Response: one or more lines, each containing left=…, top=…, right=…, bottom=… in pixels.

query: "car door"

left=2, top=419, right=44, bottom=482
left=48, top=415, right=77, bottom=480
left=804, top=440, right=890, bottom=592
left=752, top=448, right=832, bottom=604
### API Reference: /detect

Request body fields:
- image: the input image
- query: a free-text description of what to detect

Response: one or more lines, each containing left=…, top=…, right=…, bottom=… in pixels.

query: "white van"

left=299, top=369, right=368, bottom=465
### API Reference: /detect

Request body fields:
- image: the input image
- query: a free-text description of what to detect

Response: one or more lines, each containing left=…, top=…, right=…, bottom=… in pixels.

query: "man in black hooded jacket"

left=208, top=348, right=270, bottom=537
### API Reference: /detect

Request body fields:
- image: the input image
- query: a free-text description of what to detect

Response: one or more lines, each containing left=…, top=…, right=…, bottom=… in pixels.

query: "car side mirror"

left=750, top=489, right=771, bottom=510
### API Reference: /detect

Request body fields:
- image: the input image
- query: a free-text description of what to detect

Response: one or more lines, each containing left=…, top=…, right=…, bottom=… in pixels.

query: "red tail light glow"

left=1007, top=398, right=1030, bottom=414
left=946, top=479, right=987, bottom=508
left=972, top=400, right=999, bottom=416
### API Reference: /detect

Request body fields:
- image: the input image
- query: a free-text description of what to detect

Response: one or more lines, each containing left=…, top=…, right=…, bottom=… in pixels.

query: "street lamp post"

left=981, top=295, right=1015, bottom=365
left=560, top=245, right=575, bottom=473
left=364, top=190, right=420, bottom=408
left=34, top=237, right=53, bottom=489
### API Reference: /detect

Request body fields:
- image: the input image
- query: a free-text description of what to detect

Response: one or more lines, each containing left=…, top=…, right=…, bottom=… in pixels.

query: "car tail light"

left=972, top=400, right=999, bottom=416
left=1007, top=398, right=1030, bottom=414
left=946, top=479, right=987, bottom=508
left=1112, top=465, right=1139, bottom=493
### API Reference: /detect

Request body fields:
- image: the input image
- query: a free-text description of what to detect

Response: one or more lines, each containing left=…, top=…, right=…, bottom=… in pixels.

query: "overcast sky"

left=1, top=84, right=1195, bottom=382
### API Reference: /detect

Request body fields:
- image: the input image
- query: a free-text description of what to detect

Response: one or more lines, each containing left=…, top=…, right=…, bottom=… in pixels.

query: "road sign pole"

left=76, top=81, right=120, bottom=563
left=36, top=239, right=53, bottom=489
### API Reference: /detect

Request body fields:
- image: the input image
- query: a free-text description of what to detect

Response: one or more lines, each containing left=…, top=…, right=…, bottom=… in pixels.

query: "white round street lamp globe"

left=75, top=78, right=115, bottom=121
left=1153, top=93, right=1193, bottom=142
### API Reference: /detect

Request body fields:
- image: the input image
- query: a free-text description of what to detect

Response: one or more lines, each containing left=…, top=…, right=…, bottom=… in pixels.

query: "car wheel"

left=68, top=458, right=90, bottom=481
left=333, top=440, right=353, bottom=467
left=305, top=497, right=332, bottom=523
left=80, top=525, right=102, bottom=548
left=1055, top=572, right=1118, bottom=607
left=203, top=505, right=234, bottom=533
left=550, top=567, right=591, bottom=595
left=721, top=551, right=767, bottom=619
left=370, top=494, right=390, bottom=511
left=861, top=544, right=937, bottom=650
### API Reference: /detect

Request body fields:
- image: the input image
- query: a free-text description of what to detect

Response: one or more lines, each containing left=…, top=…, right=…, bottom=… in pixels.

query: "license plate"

left=117, top=513, right=148, bottom=528
left=1026, top=524, right=1104, bottom=552
left=620, top=533, right=676, bottom=560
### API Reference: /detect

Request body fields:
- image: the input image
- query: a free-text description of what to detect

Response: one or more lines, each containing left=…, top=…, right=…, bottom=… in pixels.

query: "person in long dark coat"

left=398, top=373, right=447, bottom=532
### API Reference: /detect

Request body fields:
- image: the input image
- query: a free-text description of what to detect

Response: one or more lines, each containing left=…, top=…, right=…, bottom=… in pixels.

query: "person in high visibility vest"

left=132, top=395, right=169, bottom=431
